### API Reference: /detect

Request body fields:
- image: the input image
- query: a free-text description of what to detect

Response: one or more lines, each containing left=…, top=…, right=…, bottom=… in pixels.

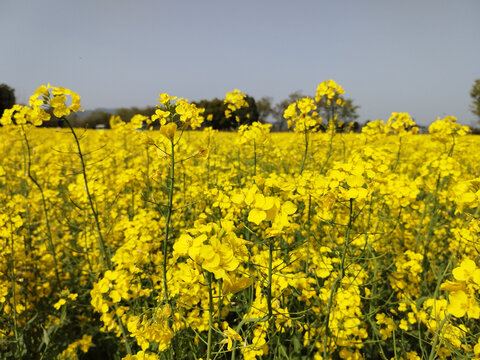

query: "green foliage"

left=255, top=96, right=274, bottom=123
left=331, top=97, right=360, bottom=123
left=236, top=95, right=259, bottom=126
left=470, top=79, right=480, bottom=121
left=272, top=91, right=304, bottom=130
left=69, top=110, right=112, bottom=129
left=195, top=95, right=259, bottom=130
left=0, top=84, right=15, bottom=118
left=115, top=106, right=156, bottom=124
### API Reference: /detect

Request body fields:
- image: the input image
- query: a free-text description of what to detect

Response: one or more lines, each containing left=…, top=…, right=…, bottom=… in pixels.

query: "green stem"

left=218, top=281, right=223, bottom=324
left=320, top=125, right=335, bottom=174
left=299, top=128, right=309, bottom=174
left=323, top=198, right=354, bottom=360
left=448, top=135, right=455, bottom=157
left=305, top=195, right=312, bottom=273
left=64, top=119, right=132, bottom=354
left=230, top=241, right=276, bottom=360
left=267, top=238, right=274, bottom=331
left=21, top=126, right=62, bottom=287
left=253, top=139, right=257, bottom=177
left=393, top=329, right=397, bottom=359
left=65, top=118, right=112, bottom=269
left=10, top=222, right=20, bottom=356
left=163, top=138, right=175, bottom=303
left=427, top=315, right=450, bottom=360
left=144, top=144, right=151, bottom=209
left=207, top=272, right=214, bottom=360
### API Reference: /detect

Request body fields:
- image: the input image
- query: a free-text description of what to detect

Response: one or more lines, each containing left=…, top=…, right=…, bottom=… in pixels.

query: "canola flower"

left=224, top=89, right=249, bottom=120
left=1, top=81, right=479, bottom=360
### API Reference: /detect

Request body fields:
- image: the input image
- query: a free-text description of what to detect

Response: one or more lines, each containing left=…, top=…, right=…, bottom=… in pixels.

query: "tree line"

left=2, top=81, right=480, bottom=130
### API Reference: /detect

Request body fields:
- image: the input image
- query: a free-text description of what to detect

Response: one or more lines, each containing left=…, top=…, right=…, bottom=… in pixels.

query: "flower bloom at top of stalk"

left=385, top=112, right=418, bottom=136
left=224, top=89, right=249, bottom=120
left=150, top=92, right=205, bottom=138
left=283, top=96, right=321, bottom=133
left=361, top=120, right=386, bottom=140
left=0, top=104, right=44, bottom=126
left=428, top=115, right=470, bottom=143
left=237, top=121, right=272, bottom=146
left=315, top=79, right=345, bottom=106
left=1, top=84, right=82, bottom=127
left=29, top=84, right=83, bottom=120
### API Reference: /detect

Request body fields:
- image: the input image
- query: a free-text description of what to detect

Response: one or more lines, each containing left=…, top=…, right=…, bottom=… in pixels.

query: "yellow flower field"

left=1, top=82, right=480, bottom=360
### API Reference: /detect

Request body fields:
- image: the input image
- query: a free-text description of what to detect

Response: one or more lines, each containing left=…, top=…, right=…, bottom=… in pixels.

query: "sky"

left=2, top=0, right=480, bottom=126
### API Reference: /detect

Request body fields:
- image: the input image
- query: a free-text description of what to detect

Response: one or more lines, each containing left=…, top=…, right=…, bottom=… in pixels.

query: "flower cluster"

left=150, top=92, right=205, bottom=138
left=315, top=79, right=345, bottom=106
left=1, top=84, right=82, bottom=126
left=224, top=89, right=249, bottom=119
left=1, top=82, right=480, bottom=360
left=428, top=115, right=470, bottom=143
left=284, top=96, right=322, bottom=133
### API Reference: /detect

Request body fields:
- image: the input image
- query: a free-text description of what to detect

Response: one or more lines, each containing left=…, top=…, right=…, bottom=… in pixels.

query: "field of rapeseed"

left=1, top=82, right=480, bottom=360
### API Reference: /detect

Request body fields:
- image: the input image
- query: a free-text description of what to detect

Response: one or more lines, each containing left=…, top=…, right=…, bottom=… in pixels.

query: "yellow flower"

left=247, top=193, right=277, bottom=225
left=315, top=79, right=345, bottom=103
left=429, top=115, right=469, bottom=142
left=223, top=274, right=253, bottom=294
left=193, top=146, right=209, bottom=158
left=50, top=94, right=70, bottom=117
left=474, top=338, right=480, bottom=357
left=224, top=89, right=248, bottom=119
left=219, top=326, right=242, bottom=350
left=447, top=290, right=480, bottom=318
left=440, top=280, right=466, bottom=292
left=53, top=298, right=66, bottom=310
left=452, top=258, right=480, bottom=283
left=447, top=290, right=470, bottom=318
left=158, top=92, right=177, bottom=105
left=159, top=122, right=177, bottom=140
left=151, top=109, right=170, bottom=125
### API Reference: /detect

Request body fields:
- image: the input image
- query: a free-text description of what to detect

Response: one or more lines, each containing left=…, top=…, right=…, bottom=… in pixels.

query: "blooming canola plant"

left=0, top=80, right=479, bottom=359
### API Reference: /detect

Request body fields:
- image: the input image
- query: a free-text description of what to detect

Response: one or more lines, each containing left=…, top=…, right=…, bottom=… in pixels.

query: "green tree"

left=195, top=98, right=227, bottom=129
left=470, top=79, right=480, bottom=121
left=80, top=110, right=113, bottom=129
left=195, top=95, right=258, bottom=130
left=256, top=96, right=274, bottom=123
left=116, top=106, right=156, bottom=123
left=272, top=91, right=304, bottom=130
left=235, top=95, right=259, bottom=126
left=319, top=97, right=360, bottom=124
left=0, top=84, right=16, bottom=118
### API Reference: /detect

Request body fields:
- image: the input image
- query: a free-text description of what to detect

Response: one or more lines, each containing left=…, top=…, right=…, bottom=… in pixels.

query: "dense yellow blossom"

left=2, top=82, right=480, bottom=359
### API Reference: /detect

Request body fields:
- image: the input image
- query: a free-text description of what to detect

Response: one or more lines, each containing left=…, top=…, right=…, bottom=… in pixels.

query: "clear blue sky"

left=2, top=0, right=479, bottom=126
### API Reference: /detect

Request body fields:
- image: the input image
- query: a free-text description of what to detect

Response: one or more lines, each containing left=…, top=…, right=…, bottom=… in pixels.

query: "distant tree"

left=195, top=95, right=258, bottom=130
left=116, top=106, right=156, bottom=123
left=0, top=84, right=16, bottom=118
left=37, top=109, right=112, bottom=128
left=81, top=110, right=113, bottom=129
left=470, top=79, right=480, bottom=122
left=320, top=97, right=360, bottom=124
left=272, top=91, right=304, bottom=130
left=235, top=95, right=259, bottom=126
left=68, top=112, right=83, bottom=127
left=256, top=96, right=274, bottom=123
